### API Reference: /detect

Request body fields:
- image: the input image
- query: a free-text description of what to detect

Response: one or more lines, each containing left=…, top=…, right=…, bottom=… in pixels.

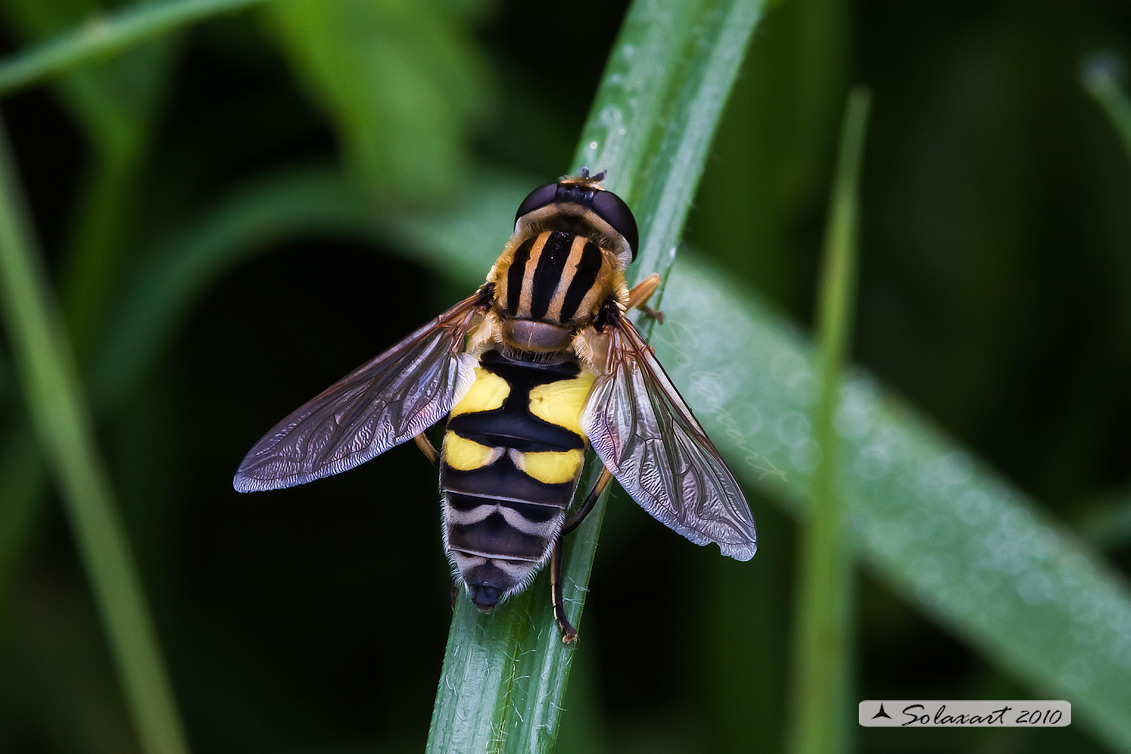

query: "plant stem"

left=786, top=88, right=870, bottom=754
left=1081, top=52, right=1131, bottom=164
left=426, top=1, right=767, bottom=751
left=0, top=114, right=190, bottom=754
left=0, top=0, right=269, bottom=94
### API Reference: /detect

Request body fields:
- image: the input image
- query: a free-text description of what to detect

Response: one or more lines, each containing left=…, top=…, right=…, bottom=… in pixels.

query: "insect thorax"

left=490, top=227, right=627, bottom=352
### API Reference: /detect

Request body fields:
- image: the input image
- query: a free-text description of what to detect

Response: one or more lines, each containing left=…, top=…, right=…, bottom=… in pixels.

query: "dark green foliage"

left=0, top=1, right=1129, bottom=753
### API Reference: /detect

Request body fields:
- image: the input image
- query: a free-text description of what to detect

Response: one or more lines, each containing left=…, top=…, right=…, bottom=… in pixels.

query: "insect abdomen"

left=439, top=349, right=594, bottom=610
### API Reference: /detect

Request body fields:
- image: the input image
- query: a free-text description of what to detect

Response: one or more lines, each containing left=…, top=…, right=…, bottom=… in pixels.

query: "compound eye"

left=514, top=182, right=558, bottom=227
left=591, top=189, right=639, bottom=260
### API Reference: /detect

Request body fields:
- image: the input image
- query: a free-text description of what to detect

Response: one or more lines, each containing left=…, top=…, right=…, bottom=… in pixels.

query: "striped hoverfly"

left=233, top=170, right=757, bottom=642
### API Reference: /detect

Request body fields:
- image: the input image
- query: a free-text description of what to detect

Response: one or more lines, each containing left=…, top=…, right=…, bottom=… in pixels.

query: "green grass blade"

left=382, top=155, right=1131, bottom=752
left=0, top=0, right=269, bottom=94
left=427, top=1, right=767, bottom=752
left=4, top=114, right=1124, bottom=751
left=0, top=164, right=365, bottom=625
left=2, top=110, right=1124, bottom=750
left=267, top=0, right=488, bottom=200
left=652, top=257, right=1131, bottom=751
left=1081, top=52, right=1131, bottom=163
left=1, top=41, right=1121, bottom=746
left=88, top=161, right=1131, bottom=754
left=1, top=0, right=180, bottom=354
left=1078, top=489, right=1131, bottom=552
left=786, top=88, right=869, bottom=754
left=0, top=116, right=190, bottom=754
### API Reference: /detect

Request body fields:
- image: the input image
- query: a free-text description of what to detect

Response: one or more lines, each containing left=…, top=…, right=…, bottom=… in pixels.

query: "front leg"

left=626, top=272, right=664, bottom=323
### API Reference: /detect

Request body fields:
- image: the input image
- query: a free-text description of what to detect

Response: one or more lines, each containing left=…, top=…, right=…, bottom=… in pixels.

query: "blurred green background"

left=1, top=0, right=1129, bottom=753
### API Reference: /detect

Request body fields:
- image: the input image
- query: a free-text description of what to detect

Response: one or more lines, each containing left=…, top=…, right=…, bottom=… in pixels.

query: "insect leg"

left=412, top=433, right=440, bottom=467
left=626, top=272, right=664, bottom=323
left=551, top=540, right=578, bottom=644
left=552, top=467, right=614, bottom=642
left=563, top=466, right=613, bottom=535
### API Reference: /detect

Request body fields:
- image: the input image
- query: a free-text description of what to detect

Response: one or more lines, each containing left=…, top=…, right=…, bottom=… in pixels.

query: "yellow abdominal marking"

left=512, top=448, right=585, bottom=485
left=450, top=367, right=510, bottom=416
left=527, top=372, right=595, bottom=437
left=444, top=434, right=502, bottom=471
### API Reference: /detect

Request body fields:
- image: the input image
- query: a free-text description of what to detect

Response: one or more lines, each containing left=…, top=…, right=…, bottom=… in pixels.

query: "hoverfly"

left=234, top=169, right=757, bottom=642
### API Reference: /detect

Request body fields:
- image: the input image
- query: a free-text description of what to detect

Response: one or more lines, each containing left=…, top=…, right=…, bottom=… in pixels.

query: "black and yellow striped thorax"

left=439, top=348, right=594, bottom=609
left=494, top=229, right=614, bottom=327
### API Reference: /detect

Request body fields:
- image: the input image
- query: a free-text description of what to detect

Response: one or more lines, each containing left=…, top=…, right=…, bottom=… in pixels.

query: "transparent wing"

left=581, top=316, right=758, bottom=560
left=233, top=292, right=487, bottom=492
